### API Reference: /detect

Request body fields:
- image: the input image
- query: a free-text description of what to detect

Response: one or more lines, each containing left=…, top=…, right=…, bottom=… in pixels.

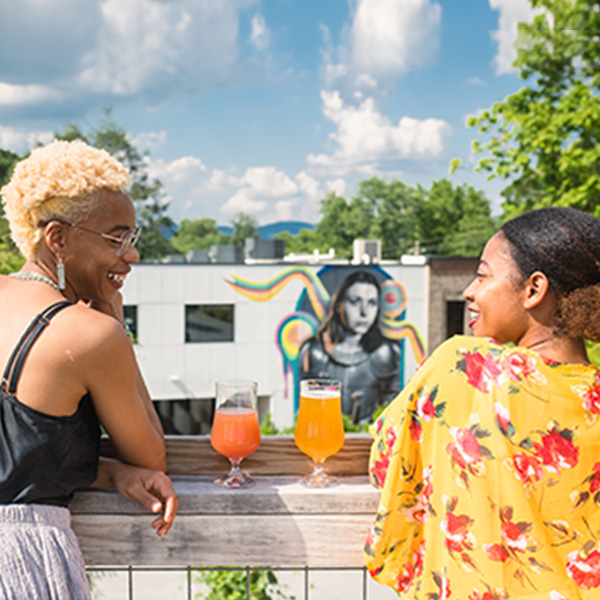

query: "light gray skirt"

left=0, top=504, right=90, bottom=600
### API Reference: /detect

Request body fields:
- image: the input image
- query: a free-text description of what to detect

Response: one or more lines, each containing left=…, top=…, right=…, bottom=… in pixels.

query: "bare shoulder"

left=52, top=302, right=130, bottom=356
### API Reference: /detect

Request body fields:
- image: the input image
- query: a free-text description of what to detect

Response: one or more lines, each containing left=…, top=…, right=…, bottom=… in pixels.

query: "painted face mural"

left=227, top=266, right=425, bottom=424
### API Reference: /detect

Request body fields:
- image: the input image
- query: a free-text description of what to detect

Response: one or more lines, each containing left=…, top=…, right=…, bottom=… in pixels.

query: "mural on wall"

left=227, top=265, right=425, bottom=423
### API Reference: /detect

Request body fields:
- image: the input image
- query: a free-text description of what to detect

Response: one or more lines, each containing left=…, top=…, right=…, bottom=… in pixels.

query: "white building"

left=122, top=260, right=429, bottom=432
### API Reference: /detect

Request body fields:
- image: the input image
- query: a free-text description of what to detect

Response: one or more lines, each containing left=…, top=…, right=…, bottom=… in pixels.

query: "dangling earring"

left=57, top=257, right=66, bottom=290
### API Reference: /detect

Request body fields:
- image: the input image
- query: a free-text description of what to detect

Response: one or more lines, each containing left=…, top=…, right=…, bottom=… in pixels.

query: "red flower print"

left=582, top=376, right=600, bottom=414
left=439, top=574, right=451, bottom=599
left=462, top=351, right=505, bottom=393
left=501, top=351, right=538, bottom=382
left=370, top=453, right=390, bottom=487
left=441, top=513, right=473, bottom=553
left=533, top=427, right=579, bottom=473
left=500, top=521, right=528, bottom=553
left=512, top=453, right=544, bottom=485
left=393, top=542, right=424, bottom=594
left=416, top=390, right=435, bottom=422
left=446, top=427, right=483, bottom=471
left=494, top=402, right=512, bottom=435
left=374, top=417, right=383, bottom=434
left=468, top=591, right=493, bottom=600
left=404, top=466, right=433, bottom=524
left=590, top=462, right=600, bottom=493
left=385, top=425, right=397, bottom=449
left=567, top=546, right=600, bottom=589
left=483, top=543, right=509, bottom=562
left=409, top=417, right=423, bottom=442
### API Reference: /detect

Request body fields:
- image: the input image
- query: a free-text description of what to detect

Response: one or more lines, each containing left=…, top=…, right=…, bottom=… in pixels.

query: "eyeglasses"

left=40, top=219, right=142, bottom=256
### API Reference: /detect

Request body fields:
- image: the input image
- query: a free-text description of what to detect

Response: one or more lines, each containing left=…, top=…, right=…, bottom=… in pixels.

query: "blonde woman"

left=0, top=140, right=178, bottom=599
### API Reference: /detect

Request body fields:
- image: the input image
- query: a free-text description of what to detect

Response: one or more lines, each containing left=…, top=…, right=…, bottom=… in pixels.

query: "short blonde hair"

left=1, top=139, right=129, bottom=259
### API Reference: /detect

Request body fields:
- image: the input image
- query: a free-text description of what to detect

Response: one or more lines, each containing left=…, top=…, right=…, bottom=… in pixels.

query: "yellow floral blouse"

left=365, top=336, right=600, bottom=600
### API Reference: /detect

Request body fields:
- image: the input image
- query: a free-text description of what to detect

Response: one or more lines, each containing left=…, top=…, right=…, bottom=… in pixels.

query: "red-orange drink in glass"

left=210, top=407, right=261, bottom=461
left=295, top=383, right=344, bottom=463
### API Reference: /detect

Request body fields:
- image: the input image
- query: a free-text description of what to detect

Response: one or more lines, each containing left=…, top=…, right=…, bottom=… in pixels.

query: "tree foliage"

left=0, top=149, right=24, bottom=273
left=171, top=218, right=231, bottom=253
left=466, top=0, right=600, bottom=219
left=415, top=179, right=497, bottom=255
left=231, top=212, right=259, bottom=247
left=305, top=178, right=495, bottom=259
left=56, top=112, right=176, bottom=259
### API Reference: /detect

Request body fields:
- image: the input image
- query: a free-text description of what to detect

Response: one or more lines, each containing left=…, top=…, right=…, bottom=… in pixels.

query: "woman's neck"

left=520, top=330, right=589, bottom=365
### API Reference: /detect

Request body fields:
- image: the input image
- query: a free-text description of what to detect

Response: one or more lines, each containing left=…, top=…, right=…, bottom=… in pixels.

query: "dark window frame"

left=185, top=304, right=235, bottom=343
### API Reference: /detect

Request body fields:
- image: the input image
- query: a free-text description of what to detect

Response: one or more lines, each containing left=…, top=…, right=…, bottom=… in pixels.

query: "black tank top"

left=0, top=301, right=100, bottom=506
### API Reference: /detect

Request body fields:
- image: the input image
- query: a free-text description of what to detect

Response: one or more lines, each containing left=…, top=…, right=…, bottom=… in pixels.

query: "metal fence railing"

left=86, top=565, right=380, bottom=600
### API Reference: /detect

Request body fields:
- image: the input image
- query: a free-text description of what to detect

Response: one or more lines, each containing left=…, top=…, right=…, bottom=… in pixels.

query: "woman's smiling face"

left=62, top=189, right=139, bottom=304
left=463, top=232, right=529, bottom=344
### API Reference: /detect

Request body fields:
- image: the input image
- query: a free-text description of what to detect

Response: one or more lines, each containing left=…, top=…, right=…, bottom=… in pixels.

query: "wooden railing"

left=70, top=434, right=377, bottom=568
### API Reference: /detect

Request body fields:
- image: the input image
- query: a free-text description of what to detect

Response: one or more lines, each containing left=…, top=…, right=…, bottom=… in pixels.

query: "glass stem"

left=228, top=458, right=242, bottom=478
left=312, top=459, right=325, bottom=477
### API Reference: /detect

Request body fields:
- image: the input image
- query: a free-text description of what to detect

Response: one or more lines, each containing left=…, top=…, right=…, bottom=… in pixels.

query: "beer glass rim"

left=300, top=378, right=341, bottom=391
left=215, top=378, right=258, bottom=390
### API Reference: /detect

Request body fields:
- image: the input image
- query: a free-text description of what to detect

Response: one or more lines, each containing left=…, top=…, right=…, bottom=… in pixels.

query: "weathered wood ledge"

left=71, top=434, right=378, bottom=567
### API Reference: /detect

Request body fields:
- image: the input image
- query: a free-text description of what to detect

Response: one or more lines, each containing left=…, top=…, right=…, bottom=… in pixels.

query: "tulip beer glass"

left=294, top=379, right=344, bottom=487
left=211, top=379, right=261, bottom=488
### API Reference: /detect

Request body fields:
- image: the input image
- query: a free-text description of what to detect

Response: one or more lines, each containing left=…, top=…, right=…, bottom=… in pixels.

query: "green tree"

left=274, top=228, right=319, bottom=255
left=172, top=218, right=231, bottom=253
left=0, top=149, right=24, bottom=273
left=231, top=212, right=259, bottom=247
left=416, top=179, right=498, bottom=255
left=56, top=112, right=176, bottom=260
left=466, top=0, right=600, bottom=219
left=315, top=191, right=375, bottom=258
left=0, top=148, right=20, bottom=191
left=360, top=178, right=420, bottom=258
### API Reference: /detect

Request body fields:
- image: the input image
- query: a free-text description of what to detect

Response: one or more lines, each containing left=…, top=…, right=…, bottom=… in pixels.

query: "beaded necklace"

left=9, top=272, right=62, bottom=293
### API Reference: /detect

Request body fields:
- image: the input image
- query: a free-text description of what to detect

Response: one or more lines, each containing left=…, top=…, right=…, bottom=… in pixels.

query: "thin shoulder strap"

left=1, top=301, right=72, bottom=395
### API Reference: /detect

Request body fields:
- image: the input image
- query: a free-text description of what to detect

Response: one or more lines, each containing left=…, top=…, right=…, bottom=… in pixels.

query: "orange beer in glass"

left=211, top=380, right=261, bottom=488
left=295, top=379, right=344, bottom=487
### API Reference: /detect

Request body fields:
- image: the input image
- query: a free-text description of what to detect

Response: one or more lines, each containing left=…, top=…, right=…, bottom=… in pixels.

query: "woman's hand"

left=95, top=458, right=179, bottom=536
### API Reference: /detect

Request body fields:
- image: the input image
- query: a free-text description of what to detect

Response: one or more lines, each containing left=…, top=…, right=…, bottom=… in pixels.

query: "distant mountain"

left=217, top=221, right=315, bottom=239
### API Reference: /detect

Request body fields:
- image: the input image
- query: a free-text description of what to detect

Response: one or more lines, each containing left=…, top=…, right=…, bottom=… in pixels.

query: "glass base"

left=299, top=461, right=338, bottom=488
left=215, top=473, right=254, bottom=488
left=215, top=459, right=254, bottom=488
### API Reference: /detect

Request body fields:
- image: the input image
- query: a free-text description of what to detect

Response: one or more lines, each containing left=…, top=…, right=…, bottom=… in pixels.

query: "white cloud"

left=0, top=83, right=63, bottom=106
left=250, top=14, right=270, bottom=49
left=468, top=77, right=486, bottom=86
left=221, top=166, right=298, bottom=216
left=0, top=126, right=54, bottom=154
left=133, top=130, right=167, bottom=153
left=222, top=188, right=268, bottom=215
left=489, top=0, right=537, bottom=75
left=274, top=199, right=295, bottom=221
left=326, top=179, right=347, bottom=197
left=323, top=0, right=442, bottom=95
left=0, top=0, right=252, bottom=115
left=307, top=90, right=451, bottom=176
left=144, top=153, right=323, bottom=224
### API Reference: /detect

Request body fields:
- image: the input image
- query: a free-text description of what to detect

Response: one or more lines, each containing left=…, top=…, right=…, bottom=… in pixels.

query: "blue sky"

left=0, top=0, right=536, bottom=226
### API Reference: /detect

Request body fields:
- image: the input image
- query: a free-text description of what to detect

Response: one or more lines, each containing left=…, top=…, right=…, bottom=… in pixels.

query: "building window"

left=123, top=305, right=138, bottom=341
left=446, top=300, right=465, bottom=339
left=185, top=304, right=234, bottom=342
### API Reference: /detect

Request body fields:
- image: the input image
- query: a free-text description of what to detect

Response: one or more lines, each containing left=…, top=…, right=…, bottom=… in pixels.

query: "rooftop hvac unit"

left=353, top=239, right=381, bottom=264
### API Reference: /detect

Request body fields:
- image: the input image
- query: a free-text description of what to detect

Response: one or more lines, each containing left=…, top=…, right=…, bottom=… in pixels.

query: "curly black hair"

left=500, top=207, right=600, bottom=340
